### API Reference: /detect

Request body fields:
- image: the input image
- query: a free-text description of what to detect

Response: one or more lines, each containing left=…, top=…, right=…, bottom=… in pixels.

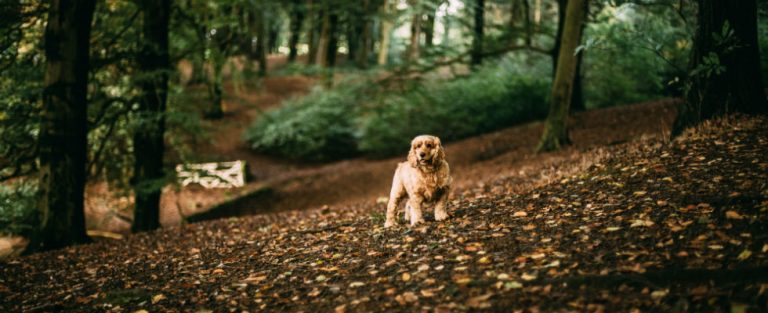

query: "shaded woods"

left=1, top=0, right=768, bottom=311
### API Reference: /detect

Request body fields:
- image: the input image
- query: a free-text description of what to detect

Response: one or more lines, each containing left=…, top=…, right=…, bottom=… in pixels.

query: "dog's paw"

left=384, top=219, right=396, bottom=228
left=434, top=210, right=449, bottom=221
left=409, top=218, right=425, bottom=226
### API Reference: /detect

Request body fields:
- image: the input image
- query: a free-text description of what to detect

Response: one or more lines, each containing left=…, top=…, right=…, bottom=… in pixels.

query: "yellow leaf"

left=401, top=272, right=411, bottom=282
left=521, top=273, right=537, bottom=281
left=726, top=211, right=744, bottom=220
left=477, top=257, right=491, bottom=264
left=513, top=211, right=528, bottom=217
left=151, top=294, right=166, bottom=304
left=737, top=249, right=752, bottom=261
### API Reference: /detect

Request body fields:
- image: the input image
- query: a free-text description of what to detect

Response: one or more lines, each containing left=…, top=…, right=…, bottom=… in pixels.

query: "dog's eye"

left=426, top=143, right=433, bottom=148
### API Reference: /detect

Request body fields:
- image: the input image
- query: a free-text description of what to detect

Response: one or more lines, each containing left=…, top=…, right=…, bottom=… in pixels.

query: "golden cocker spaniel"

left=385, top=135, right=452, bottom=227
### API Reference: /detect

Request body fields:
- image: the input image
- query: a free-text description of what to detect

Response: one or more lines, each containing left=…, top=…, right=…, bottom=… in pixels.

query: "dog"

left=384, top=135, right=452, bottom=227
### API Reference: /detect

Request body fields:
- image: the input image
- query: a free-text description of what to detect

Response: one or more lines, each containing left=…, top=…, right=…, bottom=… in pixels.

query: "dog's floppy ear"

left=408, top=142, right=418, bottom=167
left=433, top=137, right=445, bottom=165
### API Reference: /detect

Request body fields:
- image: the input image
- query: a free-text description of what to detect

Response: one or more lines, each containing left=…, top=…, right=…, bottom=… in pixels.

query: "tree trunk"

left=552, top=0, right=585, bottom=112
left=424, top=9, right=435, bottom=47
left=470, top=0, right=485, bottom=67
left=133, top=0, right=170, bottom=233
left=537, top=0, right=586, bottom=152
left=377, top=0, right=393, bottom=65
left=33, top=0, right=96, bottom=251
left=326, top=10, right=339, bottom=67
left=355, top=0, right=373, bottom=68
left=306, top=0, right=319, bottom=65
left=205, top=51, right=225, bottom=119
left=316, top=3, right=330, bottom=66
left=256, top=9, right=268, bottom=77
left=674, top=0, right=767, bottom=134
left=288, top=0, right=305, bottom=62
left=407, top=0, right=421, bottom=62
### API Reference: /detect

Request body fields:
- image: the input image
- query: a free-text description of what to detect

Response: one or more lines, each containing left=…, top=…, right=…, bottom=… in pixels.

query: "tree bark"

left=132, top=0, right=170, bottom=233
left=674, top=0, right=767, bottom=134
left=552, top=0, right=585, bottom=112
left=537, top=0, right=587, bottom=152
left=424, top=8, right=435, bottom=47
left=406, top=0, right=421, bottom=62
left=256, top=9, right=268, bottom=77
left=470, top=0, right=485, bottom=67
left=355, top=0, right=374, bottom=68
left=288, top=0, right=305, bottom=62
left=326, top=9, right=339, bottom=67
left=33, top=0, right=96, bottom=251
left=377, top=0, right=393, bottom=65
left=315, top=2, right=330, bottom=66
left=306, top=0, right=319, bottom=65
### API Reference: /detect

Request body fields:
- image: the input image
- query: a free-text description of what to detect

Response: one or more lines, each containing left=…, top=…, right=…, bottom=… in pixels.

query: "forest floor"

left=2, top=111, right=767, bottom=311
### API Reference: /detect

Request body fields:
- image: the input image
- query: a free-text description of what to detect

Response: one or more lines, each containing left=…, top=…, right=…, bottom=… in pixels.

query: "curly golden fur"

left=384, top=135, right=452, bottom=227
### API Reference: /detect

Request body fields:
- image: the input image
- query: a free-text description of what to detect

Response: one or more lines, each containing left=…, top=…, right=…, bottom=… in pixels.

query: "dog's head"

left=408, top=135, right=445, bottom=168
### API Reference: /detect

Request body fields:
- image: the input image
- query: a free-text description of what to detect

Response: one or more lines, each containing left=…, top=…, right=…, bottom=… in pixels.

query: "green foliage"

left=244, top=55, right=551, bottom=159
left=581, top=3, right=691, bottom=109
left=358, top=56, right=551, bottom=156
left=0, top=180, right=37, bottom=236
left=758, top=4, right=768, bottom=86
left=243, top=84, right=360, bottom=160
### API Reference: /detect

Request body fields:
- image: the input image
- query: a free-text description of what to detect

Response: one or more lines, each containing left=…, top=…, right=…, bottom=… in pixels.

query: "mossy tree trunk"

left=315, top=2, right=330, bottom=66
left=674, top=0, right=767, bottom=134
left=132, top=0, right=170, bottom=233
left=537, top=0, right=587, bottom=152
left=552, top=0, right=585, bottom=112
left=32, top=0, right=96, bottom=251
left=325, top=9, right=339, bottom=67
left=255, top=8, right=268, bottom=77
left=377, top=0, right=393, bottom=65
left=424, top=7, right=435, bottom=47
left=470, top=0, right=485, bottom=68
left=306, top=0, right=319, bottom=65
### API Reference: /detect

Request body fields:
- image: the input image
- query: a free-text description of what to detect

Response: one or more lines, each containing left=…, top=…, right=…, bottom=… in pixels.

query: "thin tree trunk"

left=537, top=0, right=587, bottom=152
left=471, top=0, right=485, bottom=67
left=133, top=0, right=170, bottom=233
left=315, top=2, right=330, bottom=66
left=306, top=0, right=319, bottom=65
left=256, top=9, right=268, bottom=77
left=407, top=0, right=421, bottom=62
left=552, top=0, right=585, bottom=111
left=378, top=0, right=393, bottom=65
left=355, top=0, right=373, bottom=68
left=33, top=0, right=96, bottom=251
left=424, top=8, right=435, bottom=47
left=288, top=0, right=305, bottom=62
left=326, top=10, right=339, bottom=67
left=674, top=0, right=767, bottom=134
left=205, top=53, right=225, bottom=119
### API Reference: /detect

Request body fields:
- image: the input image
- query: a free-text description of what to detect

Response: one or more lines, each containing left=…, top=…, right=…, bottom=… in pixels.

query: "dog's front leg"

left=434, top=186, right=450, bottom=221
left=385, top=174, right=405, bottom=228
left=407, top=196, right=425, bottom=226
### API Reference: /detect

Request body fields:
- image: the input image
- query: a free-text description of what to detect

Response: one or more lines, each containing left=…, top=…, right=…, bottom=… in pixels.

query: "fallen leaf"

left=737, top=249, right=752, bottom=261
left=477, top=257, right=491, bottom=264
left=401, top=272, right=411, bottom=282
left=467, top=293, right=494, bottom=309
left=402, top=292, right=418, bottom=302
left=349, top=282, right=365, bottom=288
left=521, top=273, right=537, bottom=281
left=504, top=281, right=523, bottom=289
left=152, top=294, right=166, bottom=304
left=513, top=211, right=528, bottom=217
left=725, top=211, right=744, bottom=220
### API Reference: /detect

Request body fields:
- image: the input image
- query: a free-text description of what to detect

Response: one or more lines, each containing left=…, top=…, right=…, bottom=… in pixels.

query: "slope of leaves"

left=1, top=116, right=767, bottom=312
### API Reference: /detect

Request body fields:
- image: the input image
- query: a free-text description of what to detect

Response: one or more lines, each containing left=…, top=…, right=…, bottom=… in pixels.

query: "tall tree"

left=255, top=7, right=268, bottom=76
left=423, top=7, right=436, bottom=47
left=325, top=8, right=340, bottom=67
left=674, top=0, right=767, bottom=133
left=354, top=0, right=374, bottom=68
left=32, top=0, right=97, bottom=251
left=288, top=0, right=305, bottom=62
left=315, top=2, right=330, bottom=66
left=132, top=0, right=170, bottom=233
left=406, top=0, right=421, bottom=62
left=537, top=0, right=587, bottom=152
left=470, top=0, right=485, bottom=67
left=306, top=0, right=319, bottom=65
left=552, top=0, right=585, bottom=111
left=378, top=0, right=393, bottom=65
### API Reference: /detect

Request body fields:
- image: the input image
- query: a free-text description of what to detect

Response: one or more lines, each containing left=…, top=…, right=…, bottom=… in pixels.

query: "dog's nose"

left=419, top=152, right=426, bottom=158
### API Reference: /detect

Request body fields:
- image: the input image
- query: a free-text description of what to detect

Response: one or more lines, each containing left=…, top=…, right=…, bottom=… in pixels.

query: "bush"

left=358, top=57, right=551, bottom=156
left=244, top=55, right=551, bottom=160
left=0, top=181, right=37, bottom=236
left=243, top=83, right=360, bottom=160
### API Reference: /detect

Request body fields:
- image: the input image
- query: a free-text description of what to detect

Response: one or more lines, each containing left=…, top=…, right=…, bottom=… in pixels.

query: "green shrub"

left=244, top=56, right=551, bottom=160
left=358, top=57, right=551, bottom=156
left=243, top=84, right=360, bottom=160
left=0, top=181, right=37, bottom=236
